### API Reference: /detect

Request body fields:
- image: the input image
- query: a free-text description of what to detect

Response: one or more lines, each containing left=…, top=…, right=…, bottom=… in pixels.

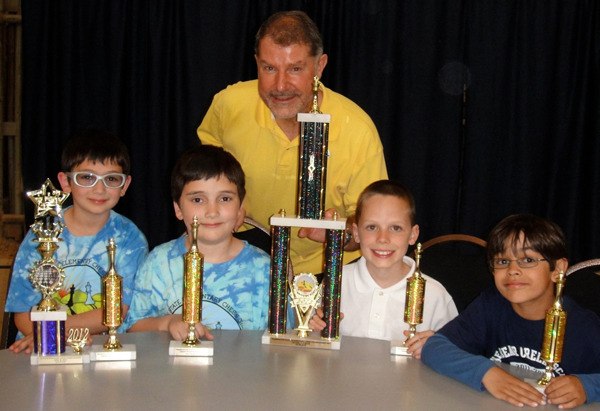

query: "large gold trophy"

left=27, top=179, right=90, bottom=365
left=90, top=238, right=137, bottom=361
left=169, top=216, right=213, bottom=356
left=391, top=243, right=427, bottom=356
left=262, top=77, right=346, bottom=350
left=537, top=270, right=567, bottom=386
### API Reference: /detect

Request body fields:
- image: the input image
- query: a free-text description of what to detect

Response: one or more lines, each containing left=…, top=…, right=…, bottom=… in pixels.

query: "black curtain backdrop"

left=20, top=1, right=600, bottom=263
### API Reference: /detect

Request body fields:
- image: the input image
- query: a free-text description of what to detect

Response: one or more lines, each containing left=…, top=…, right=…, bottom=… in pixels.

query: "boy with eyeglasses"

left=5, top=129, right=148, bottom=353
left=421, top=214, right=600, bottom=408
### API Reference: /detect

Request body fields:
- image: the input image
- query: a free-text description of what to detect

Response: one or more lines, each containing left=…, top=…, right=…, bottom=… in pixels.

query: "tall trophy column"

left=537, top=270, right=567, bottom=386
left=90, top=238, right=137, bottom=361
left=169, top=216, right=213, bottom=357
left=27, top=178, right=90, bottom=365
left=262, top=77, right=345, bottom=350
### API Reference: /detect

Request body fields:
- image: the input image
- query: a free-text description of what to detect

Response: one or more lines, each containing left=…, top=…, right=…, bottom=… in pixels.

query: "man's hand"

left=545, top=375, right=586, bottom=409
left=298, top=209, right=339, bottom=243
left=482, top=367, right=545, bottom=407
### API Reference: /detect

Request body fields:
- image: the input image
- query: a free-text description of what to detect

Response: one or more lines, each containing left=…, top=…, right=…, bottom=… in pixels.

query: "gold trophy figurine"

left=391, top=243, right=426, bottom=356
left=90, top=238, right=137, bottom=361
left=169, top=216, right=213, bottom=357
left=537, top=270, right=567, bottom=386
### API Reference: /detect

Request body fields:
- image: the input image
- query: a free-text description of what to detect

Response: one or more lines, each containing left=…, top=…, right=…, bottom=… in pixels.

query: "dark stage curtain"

left=21, top=1, right=600, bottom=262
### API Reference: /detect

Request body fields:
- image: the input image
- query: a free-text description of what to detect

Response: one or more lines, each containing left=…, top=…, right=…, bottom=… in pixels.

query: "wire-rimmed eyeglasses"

left=492, top=257, right=548, bottom=269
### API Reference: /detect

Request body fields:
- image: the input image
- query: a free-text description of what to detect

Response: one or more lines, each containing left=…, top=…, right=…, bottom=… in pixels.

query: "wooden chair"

left=413, top=234, right=491, bottom=312
left=565, top=258, right=600, bottom=317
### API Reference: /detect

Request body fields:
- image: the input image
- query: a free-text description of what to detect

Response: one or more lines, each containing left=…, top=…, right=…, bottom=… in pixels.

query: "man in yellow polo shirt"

left=197, top=10, right=387, bottom=275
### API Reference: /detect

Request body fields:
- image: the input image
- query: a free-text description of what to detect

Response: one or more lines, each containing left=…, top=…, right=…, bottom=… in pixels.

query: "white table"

left=1, top=330, right=598, bottom=410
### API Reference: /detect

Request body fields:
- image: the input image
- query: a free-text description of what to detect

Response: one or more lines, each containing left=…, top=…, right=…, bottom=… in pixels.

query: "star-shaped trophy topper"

left=26, top=178, right=70, bottom=219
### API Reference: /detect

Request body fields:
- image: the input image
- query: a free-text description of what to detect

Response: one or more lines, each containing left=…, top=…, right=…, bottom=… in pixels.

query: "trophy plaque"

left=391, top=243, right=426, bottom=356
left=27, top=179, right=90, bottom=365
left=262, top=77, right=344, bottom=350
left=90, top=238, right=136, bottom=361
left=169, top=217, right=213, bottom=357
left=537, top=270, right=567, bottom=386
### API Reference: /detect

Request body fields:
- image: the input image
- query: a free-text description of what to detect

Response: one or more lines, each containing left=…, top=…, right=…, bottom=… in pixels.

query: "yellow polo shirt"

left=198, top=80, right=387, bottom=274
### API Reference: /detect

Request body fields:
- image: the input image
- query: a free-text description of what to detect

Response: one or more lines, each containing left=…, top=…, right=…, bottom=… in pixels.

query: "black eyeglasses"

left=492, top=257, right=547, bottom=269
left=66, top=172, right=127, bottom=188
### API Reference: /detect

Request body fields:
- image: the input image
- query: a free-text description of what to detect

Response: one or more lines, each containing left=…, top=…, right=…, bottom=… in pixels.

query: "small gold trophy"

left=169, top=216, right=213, bottom=356
left=90, top=238, right=137, bottom=361
left=290, top=273, right=322, bottom=337
left=262, top=78, right=345, bottom=350
left=391, top=243, right=427, bottom=356
left=537, top=270, right=567, bottom=386
left=27, top=179, right=90, bottom=365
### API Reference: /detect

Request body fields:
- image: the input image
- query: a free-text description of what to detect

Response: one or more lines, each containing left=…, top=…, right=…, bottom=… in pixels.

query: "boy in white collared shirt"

left=310, top=180, right=457, bottom=358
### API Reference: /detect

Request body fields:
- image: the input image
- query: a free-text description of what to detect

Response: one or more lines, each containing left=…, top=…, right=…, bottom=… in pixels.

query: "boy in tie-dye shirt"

left=123, top=145, right=270, bottom=340
left=6, top=130, right=148, bottom=353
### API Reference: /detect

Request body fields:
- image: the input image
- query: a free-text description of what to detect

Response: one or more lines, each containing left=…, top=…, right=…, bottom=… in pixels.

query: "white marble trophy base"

left=261, top=329, right=341, bottom=350
left=169, top=340, right=214, bottom=357
left=30, top=347, right=90, bottom=365
left=390, top=340, right=411, bottom=356
left=90, top=344, right=137, bottom=361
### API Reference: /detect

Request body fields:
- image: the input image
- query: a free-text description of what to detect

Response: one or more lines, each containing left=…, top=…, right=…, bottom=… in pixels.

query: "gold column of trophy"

left=27, top=179, right=90, bottom=365
left=169, top=216, right=213, bottom=357
left=391, top=243, right=427, bottom=356
left=90, top=238, right=137, bottom=361
left=537, top=270, right=567, bottom=386
left=262, top=77, right=345, bottom=350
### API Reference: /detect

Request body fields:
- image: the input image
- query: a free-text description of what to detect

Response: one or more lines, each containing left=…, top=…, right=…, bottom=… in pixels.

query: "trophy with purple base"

left=90, top=238, right=137, bottom=361
left=262, top=77, right=345, bottom=350
left=27, top=179, right=90, bottom=365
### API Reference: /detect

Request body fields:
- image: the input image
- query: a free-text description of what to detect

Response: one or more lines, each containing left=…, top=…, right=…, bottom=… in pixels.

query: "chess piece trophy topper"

left=537, top=270, right=567, bottom=386
left=391, top=243, right=426, bottom=356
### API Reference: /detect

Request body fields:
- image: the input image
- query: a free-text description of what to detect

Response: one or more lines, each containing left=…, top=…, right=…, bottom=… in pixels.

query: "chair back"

left=565, top=259, right=600, bottom=317
left=233, top=217, right=272, bottom=255
left=414, top=234, right=491, bottom=312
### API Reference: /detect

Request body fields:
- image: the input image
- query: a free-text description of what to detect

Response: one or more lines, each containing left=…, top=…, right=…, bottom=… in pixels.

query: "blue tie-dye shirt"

left=123, top=235, right=270, bottom=331
left=5, top=208, right=149, bottom=333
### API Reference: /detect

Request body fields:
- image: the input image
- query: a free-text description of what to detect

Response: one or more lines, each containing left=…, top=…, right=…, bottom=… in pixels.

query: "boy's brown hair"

left=355, top=180, right=417, bottom=225
left=487, top=214, right=567, bottom=271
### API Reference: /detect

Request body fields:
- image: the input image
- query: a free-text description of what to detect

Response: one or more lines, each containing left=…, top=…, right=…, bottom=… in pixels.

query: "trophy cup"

left=90, top=238, right=137, bottom=361
left=27, top=178, right=90, bottom=365
left=169, top=216, right=213, bottom=356
left=537, top=270, right=567, bottom=386
left=391, top=243, right=426, bottom=355
left=262, top=77, right=345, bottom=350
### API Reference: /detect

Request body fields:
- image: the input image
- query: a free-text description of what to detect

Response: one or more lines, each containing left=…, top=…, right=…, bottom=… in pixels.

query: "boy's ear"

left=173, top=201, right=184, bottom=221
left=352, top=222, right=360, bottom=243
left=57, top=172, right=72, bottom=193
left=235, top=206, right=246, bottom=232
left=408, top=224, right=420, bottom=246
left=551, top=258, right=569, bottom=282
left=119, top=175, right=132, bottom=197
